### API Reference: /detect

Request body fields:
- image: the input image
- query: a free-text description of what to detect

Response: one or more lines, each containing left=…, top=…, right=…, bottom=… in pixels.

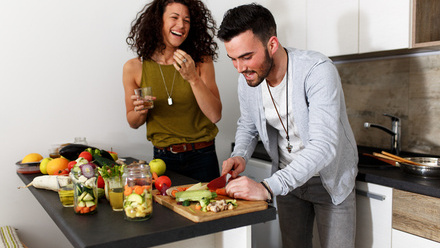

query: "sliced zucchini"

left=126, top=194, right=143, bottom=204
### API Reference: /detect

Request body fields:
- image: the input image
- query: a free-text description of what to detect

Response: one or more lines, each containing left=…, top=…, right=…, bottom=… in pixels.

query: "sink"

left=357, top=146, right=438, bottom=168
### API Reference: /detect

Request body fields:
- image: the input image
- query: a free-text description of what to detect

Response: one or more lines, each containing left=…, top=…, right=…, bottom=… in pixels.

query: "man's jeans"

left=277, top=176, right=356, bottom=248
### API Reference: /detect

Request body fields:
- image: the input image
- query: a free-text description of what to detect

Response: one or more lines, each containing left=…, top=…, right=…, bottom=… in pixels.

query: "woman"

left=123, top=0, right=222, bottom=182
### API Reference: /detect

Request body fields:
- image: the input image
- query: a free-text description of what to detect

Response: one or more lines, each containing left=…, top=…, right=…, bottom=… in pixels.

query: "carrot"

left=216, top=188, right=227, bottom=196
left=171, top=190, right=179, bottom=197
left=134, top=185, right=143, bottom=195
left=152, top=172, right=158, bottom=180
left=177, top=187, right=188, bottom=192
left=142, top=185, right=151, bottom=191
left=124, top=186, right=133, bottom=196
left=82, top=207, right=90, bottom=213
left=75, top=206, right=83, bottom=213
left=195, top=203, right=202, bottom=210
left=90, top=205, right=96, bottom=212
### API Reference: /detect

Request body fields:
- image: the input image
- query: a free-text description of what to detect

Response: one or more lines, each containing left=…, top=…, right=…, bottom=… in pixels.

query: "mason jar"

left=122, top=162, right=153, bottom=221
left=71, top=169, right=98, bottom=215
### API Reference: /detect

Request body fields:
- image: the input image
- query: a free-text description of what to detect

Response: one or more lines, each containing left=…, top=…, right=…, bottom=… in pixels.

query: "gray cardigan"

left=231, top=47, right=358, bottom=205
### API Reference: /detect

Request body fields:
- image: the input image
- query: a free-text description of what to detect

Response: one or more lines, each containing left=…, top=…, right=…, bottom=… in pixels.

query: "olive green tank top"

left=141, top=60, right=218, bottom=147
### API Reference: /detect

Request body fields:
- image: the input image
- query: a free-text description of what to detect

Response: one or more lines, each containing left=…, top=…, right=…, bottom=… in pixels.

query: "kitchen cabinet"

left=392, top=229, right=440, bottom=248
left=412, top=0, right=440, bottom=48
left=392, top=189, right=440, bottom=244
left=355, top=181, right=393, bottom=248
left=306, top=0, right=358, bottom=57
left=305, top=0, right=410, bottom=56
left=359, top=0, right=410, bottom=53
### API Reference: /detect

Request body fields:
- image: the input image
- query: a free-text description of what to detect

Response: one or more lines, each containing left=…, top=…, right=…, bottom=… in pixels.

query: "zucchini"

left=175, top=190, right=216, bottom=202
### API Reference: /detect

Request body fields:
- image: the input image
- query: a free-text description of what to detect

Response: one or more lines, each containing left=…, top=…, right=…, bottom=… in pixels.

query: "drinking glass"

left=134, top=87, right=154, bottom=110
left=57, top=175, right=74, bottom=207
left=108, top=176, right=124, bottom=211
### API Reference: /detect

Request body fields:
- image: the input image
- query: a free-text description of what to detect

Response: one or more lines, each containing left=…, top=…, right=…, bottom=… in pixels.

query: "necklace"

left=158, top=64, right=176, bottom=105
left=266, top=49, right=292, bottom=153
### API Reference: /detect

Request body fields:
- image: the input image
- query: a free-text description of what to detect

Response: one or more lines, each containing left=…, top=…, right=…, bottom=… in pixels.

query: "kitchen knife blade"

left=207, top=172, right=231, bottom=190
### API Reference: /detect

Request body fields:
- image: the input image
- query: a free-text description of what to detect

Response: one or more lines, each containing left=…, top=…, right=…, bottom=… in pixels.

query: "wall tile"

left=337, top=53, right=440, bottom=155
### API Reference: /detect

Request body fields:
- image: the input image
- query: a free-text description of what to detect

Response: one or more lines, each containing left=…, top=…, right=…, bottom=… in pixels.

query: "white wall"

left=0, top=0, right=295, bottom=247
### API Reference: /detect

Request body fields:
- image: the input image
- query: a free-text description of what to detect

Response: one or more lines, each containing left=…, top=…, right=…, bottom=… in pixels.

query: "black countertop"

left=17, top=157, right=276, bottom=248
left=250, top=143, right=440, bottom=199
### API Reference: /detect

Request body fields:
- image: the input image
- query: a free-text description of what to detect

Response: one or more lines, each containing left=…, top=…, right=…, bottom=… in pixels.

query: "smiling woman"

left=122, top=0, right=223, bottom=183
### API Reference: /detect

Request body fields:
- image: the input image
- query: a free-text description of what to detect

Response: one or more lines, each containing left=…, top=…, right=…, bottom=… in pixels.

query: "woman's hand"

left=131, top=94, right=157, bottom=114
left=173, top=49, right=197, bottom=82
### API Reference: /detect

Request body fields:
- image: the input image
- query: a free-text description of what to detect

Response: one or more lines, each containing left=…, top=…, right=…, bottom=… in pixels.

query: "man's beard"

left=245, top=49, right=273, bottom=87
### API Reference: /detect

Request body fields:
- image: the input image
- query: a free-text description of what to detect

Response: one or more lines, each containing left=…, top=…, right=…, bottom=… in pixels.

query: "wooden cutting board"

left=153, top=184, right=268, bottom=223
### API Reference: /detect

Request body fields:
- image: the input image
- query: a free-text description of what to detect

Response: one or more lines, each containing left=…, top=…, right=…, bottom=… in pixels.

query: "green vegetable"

left=175, top=190, right=217, bottom=202
left=182, top=200, right=191, bottom=206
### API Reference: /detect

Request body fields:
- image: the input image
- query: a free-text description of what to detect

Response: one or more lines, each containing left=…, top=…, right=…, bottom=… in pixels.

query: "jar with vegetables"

left=122, top=162, right=153, bottom=221
left=70, top=160, right=98, bottom=215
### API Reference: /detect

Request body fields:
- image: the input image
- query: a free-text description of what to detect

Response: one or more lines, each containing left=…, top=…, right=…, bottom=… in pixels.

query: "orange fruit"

left=46, top=157, right=69, bottom=175
left=22, top=153, right=43, bottom=163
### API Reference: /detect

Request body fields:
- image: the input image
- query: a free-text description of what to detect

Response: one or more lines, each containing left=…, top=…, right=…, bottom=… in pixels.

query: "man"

left=218, top=4, right=358, bottom=248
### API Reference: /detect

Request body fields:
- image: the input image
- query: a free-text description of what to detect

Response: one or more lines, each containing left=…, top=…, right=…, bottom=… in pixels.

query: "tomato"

left=97, top=175, right=105, bottom=188
left=78, top=151, right=93, bottom=162
left=155, top=176, right=172, bottom=192
left=55, top=169, right=69, bottom=175
left=67, top=161, right=77, bottom=172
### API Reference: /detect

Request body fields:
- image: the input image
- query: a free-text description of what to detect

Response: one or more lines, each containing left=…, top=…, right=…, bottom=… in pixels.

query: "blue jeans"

left=153, top=142, right=220, bottom=182
left=276, top=176, right=356, bottom=248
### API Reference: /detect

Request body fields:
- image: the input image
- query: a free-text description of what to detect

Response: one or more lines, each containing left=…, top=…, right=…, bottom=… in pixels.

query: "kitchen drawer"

left=392, top=189, right=440, bottom=243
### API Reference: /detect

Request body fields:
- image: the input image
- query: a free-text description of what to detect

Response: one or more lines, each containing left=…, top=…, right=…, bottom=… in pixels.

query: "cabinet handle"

left=356, top=189, right=386, bottom=201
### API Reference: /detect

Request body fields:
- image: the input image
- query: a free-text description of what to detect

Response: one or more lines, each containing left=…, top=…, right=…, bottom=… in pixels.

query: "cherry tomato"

left=97, top=175, right=105, bottom=188
left=67, top=161, right=77, bottom=172
left=155, top=176, right=172, bottom=192
left=78, top=151, right=93, bottom=162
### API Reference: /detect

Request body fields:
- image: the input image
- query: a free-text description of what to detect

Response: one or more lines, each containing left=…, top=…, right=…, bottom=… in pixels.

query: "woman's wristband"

left=260, top=181, right=273, bottom=203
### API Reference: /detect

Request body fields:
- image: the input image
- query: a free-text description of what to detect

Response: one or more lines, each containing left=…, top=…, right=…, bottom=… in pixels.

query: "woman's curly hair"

left=126, top=0, right=218, bottom=63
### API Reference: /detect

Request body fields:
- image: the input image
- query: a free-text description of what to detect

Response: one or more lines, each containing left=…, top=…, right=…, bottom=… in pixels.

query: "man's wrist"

left=260, top=181, right=273, bottom=203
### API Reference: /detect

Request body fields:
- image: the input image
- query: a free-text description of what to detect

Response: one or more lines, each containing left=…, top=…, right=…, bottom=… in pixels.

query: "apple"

left=149, top=158, right=166, bottom=176
left=39, top=157, right=53, bottom=174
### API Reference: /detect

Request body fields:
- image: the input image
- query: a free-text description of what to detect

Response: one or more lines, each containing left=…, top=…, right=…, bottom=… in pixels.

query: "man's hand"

left=221, top=156, right=245, bottom=178
left=225, top=176, right=269, bottom=201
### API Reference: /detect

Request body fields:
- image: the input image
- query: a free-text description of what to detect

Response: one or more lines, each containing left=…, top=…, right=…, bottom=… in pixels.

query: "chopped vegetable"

left=186, top=182, right=208, bottom=191
left=175, top=190, right=216, bottom=202
left=215, top=188, right=228, bottom=196
left=194, top=203, right=202, bottom=210
left=80, top=164, right=95, bottom=178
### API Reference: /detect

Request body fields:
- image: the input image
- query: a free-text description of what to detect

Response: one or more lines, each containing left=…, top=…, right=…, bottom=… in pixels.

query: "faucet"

left=364, top=113, right=401, bottom=155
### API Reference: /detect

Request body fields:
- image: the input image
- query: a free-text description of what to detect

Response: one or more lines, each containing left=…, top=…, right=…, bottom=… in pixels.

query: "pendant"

left=168, top=97, right=173, bottom=105
left=286, top=142, right=292, bottom=153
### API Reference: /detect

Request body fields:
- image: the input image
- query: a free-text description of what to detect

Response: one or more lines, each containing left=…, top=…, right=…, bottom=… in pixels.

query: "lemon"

left=22, top=153, right=43, bottom=163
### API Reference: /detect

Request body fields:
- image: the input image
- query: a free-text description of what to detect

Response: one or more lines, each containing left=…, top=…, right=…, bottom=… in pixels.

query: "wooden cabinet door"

left=359, top=0, right=411, bottom=53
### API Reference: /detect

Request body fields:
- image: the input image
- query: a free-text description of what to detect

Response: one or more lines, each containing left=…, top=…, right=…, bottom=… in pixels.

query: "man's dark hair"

left=218, top=3, right=277, bottom=44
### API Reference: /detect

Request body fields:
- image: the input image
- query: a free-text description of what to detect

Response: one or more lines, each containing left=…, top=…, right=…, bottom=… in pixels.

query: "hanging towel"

left=0, top=226, right=25, bottom=248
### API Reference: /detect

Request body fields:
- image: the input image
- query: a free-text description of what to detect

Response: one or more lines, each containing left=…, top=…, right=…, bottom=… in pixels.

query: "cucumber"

left=175, top=190, right=216, bottom=202
left=85, top=201, right=96, bottom=207
left=78, top=192, right=87, bottom=201
left=78, top=201, right=86, bottom=207
left=83, top=193, right=94, bottom=201
left=126, top=194, right=143, bottom=204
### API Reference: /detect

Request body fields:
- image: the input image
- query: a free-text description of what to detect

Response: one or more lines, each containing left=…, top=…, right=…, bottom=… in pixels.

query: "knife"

left=207, top=172, right=232, bottom=190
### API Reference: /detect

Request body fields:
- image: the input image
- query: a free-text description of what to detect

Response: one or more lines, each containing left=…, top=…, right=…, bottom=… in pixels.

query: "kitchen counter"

left=250, top=142, right=440, bottom=199
left=17, top=157, right=276, bottom=248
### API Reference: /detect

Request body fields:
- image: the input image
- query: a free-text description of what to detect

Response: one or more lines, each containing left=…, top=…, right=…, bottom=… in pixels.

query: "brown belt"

left=156, top=141, right=214, bottom=154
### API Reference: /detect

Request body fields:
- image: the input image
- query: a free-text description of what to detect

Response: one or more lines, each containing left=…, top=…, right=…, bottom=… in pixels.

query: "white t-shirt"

left=261, top=75, right=304, bottom=169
